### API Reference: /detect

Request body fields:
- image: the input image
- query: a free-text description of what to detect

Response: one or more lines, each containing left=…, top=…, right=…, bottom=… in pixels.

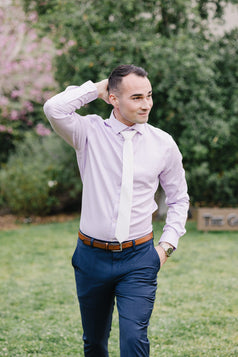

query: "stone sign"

left=197, top=208, right=238, bottom=231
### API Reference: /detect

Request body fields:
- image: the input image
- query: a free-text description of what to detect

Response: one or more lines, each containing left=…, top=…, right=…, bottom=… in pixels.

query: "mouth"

left=138, top=112, right=149, bottom=116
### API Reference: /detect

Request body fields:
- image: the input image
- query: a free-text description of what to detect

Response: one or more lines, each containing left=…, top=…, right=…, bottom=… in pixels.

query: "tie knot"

left=121, top=130, right=136, bottom=141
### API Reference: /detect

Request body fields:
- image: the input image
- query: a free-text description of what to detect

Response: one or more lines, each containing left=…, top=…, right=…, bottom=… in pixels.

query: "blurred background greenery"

left=0, top=0, right=238, bottom=216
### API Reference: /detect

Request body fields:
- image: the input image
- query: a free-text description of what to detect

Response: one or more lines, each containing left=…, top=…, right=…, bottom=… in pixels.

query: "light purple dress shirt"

left=44, top=81, right=189, bottom=248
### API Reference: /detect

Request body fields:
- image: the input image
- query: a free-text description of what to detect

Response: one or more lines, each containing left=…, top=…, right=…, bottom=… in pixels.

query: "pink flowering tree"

left=0, top=0, right=57, bottom=163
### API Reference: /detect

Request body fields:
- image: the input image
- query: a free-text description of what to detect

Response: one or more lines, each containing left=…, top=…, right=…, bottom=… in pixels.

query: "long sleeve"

left=159, top=139, right=189, bottom=248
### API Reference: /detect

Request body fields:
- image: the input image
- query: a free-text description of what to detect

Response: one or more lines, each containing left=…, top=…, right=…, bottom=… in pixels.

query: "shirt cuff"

left=159, top=228, right=181, bottom=249
left=64, top=80, right=98, bottom=103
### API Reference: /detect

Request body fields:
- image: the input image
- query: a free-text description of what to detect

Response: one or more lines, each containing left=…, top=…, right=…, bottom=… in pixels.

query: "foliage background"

left=0, top=0, right=56, bottom=164
left=1, top=0, right=238, bottom=215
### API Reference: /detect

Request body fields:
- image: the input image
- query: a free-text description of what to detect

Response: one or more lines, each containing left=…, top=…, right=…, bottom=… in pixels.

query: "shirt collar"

left=104, top=110, right=145, bottom=135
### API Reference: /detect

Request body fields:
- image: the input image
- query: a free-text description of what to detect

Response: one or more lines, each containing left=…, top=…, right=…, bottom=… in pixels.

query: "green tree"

left=23, top=0, right=238, bottom=207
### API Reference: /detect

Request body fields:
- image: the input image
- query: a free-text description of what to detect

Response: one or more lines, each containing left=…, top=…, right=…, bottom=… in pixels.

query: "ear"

left=109, top=93, right=119, bottom=108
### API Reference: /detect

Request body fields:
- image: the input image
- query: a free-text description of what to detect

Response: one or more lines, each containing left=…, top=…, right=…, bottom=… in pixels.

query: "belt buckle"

left=111, top=242, right=123, bottom=252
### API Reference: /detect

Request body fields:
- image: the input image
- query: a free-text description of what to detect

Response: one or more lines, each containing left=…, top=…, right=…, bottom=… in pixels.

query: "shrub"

left=0, top=133, right=82, bottom=216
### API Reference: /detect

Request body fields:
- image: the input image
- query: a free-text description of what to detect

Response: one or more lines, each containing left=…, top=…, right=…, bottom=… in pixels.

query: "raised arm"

left=43, top=79, right=109, bottom=149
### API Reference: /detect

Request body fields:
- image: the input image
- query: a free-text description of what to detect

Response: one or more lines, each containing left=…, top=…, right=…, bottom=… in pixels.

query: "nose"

left=141, top=98, right=152, bottom=110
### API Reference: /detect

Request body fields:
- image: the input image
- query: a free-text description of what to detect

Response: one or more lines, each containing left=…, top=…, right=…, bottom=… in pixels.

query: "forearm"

left=44, top=81, right=98, bottom=121
left=159, top=141, right=189, bottom=248
left=43, top=81, right=98, bottom=147
left=159, top=197, right=189, bottom=248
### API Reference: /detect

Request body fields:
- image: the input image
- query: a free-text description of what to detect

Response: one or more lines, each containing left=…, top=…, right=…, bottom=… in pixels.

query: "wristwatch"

left=159, top=242, right=174, bottom=257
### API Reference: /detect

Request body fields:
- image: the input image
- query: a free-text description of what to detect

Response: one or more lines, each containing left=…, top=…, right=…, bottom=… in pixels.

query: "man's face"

left=110, top=73, right=153, bottom=126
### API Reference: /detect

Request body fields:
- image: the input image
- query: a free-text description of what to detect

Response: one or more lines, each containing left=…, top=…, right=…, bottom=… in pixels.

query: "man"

left=44, top=64, right=189, bottom=357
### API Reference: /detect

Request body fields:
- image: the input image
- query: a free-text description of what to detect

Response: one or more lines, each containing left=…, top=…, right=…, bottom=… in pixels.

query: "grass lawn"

left=0, top=219, right=237, bottom=356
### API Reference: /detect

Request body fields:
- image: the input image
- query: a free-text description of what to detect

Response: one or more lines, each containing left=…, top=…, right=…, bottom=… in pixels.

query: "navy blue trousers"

left=72, top=236, right=160, bottom=357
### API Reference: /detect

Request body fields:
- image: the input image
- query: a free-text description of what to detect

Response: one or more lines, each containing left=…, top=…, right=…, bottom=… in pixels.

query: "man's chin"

left=136, top=115, right=149, bottom=124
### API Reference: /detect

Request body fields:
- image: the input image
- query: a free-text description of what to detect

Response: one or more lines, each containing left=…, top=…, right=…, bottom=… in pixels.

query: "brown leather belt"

left=78, top=231, right=153, bottom=252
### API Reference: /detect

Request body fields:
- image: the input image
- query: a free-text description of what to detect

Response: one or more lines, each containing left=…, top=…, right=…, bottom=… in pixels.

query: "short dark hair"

left=108, top=64, right=148, bottom=93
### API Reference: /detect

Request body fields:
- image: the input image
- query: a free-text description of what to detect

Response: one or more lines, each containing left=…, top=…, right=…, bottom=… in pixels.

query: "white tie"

left=115, top=130, right=136, bottom=243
